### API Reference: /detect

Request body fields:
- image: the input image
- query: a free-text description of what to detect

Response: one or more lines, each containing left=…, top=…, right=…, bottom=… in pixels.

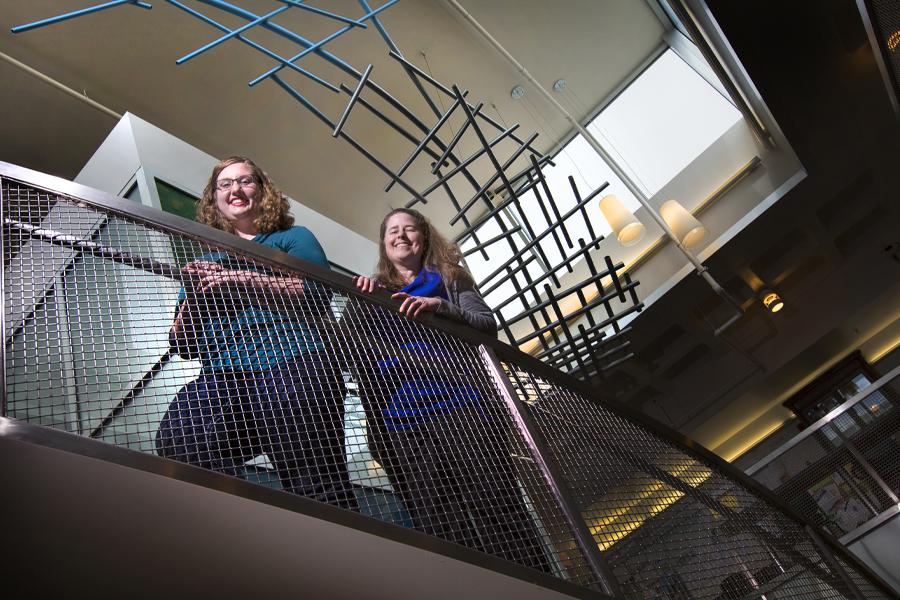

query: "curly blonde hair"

left=375, top=208, right=473, bottom=290
left=196, top=156, right=294, bottom=234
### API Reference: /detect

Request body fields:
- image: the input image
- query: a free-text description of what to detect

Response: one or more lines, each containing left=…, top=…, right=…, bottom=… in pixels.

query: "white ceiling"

left=0, top=0, right=665, bottom=241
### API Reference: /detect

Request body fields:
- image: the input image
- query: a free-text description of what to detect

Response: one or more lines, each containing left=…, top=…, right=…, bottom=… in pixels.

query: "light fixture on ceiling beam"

left=660, top=199, right=707, bottom=248
left=761, top=289, right=784, bottom=313
left=599, top=194, right=645, bottom=246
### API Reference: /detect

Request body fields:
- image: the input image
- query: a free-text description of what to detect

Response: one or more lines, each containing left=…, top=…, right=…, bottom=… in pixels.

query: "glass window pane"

left=587, top=49, right=743, bottom=197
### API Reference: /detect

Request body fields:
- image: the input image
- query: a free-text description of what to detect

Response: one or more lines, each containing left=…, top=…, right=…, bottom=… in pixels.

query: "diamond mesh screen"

left=2, top=174, right=891, bottom=598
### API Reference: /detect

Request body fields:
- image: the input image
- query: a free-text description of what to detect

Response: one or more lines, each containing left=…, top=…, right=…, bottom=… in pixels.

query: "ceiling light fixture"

left=660, top=199, right=707, bottom=248
left=761, top=289, right=784, bottom=313
left=599, top=194, right=645, bottom=246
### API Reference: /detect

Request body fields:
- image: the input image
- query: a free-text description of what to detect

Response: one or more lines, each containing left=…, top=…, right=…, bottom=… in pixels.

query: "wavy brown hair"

left=196, top=156, right=294, bottom=234
left=375, top=208, right=473, bottom=290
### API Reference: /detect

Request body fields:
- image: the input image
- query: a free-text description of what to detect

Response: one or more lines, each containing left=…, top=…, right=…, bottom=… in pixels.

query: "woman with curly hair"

left=350, top=208, right=551, bottom=573
left=155, top=156, right=356, bottom=511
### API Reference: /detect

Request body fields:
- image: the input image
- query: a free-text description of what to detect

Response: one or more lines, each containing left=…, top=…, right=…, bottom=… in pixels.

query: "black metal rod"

left=526, top=171, right=571, bottom=272
left=475, top=181, right=610, bottom=290
left=515, top=289, right=642, bottom=346
left=356, top=0, right=445, bottom=120
left=567, top=176, right=598, bottom=246
left=461, top=226, right=521, bottom=256
left=483, top=229, right=606, bottom=303
left=387, top=50, right=552, bottom=162
left=451, top=86, right=534, bottom=227
left=452, top=155, right=555, bottom=241
left=446, top=130, right=538, bottom=226
left=431, top=102, right=480, bottom=174
left=419, top=122, right=522, bottom=205
left=433, top=165, right=489, bottom=261
left=603, top=256, right=626, bottom=303
left=384, top=94, right=464, bottom=192
left=167, top=0, right=340, bottom=93
left=332, top=63, right=373, bottom=137
left=502, top=266, right=619, bottom=328
left=545, top=284, right=588, bottom=375
left=540, top=327, right=631, bottom=364
left=272, top=75, right=430, bottom=206
left=530, top=155, right=573, bottom=249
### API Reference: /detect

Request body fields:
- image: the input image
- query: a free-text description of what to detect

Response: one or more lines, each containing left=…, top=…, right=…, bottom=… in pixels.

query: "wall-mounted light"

left=761, top=289, right=784, bottom=313
left=599, top=194, right=645, bottom=247
left=660, top=199, right=707, bottom=248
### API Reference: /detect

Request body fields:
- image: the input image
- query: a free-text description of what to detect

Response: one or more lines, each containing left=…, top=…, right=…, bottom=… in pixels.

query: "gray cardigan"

left=436, top=277, right=498, bottom=336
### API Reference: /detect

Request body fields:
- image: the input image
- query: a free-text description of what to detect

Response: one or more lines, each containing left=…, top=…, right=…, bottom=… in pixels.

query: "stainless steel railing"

left=746, top=365, right=900, bottom=545
left=1, top=161, right=893, bottom=599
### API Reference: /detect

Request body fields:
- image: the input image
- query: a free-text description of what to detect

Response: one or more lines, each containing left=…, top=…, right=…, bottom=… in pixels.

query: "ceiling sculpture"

left=12, top=0, right=643, bottom=379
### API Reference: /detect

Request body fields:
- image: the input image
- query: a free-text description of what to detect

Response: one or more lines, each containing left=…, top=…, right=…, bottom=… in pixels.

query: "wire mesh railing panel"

left=500, top=362, right=891, bottom=599
left=1, top=177, right=600, bottom=584
left=750, top=373, right=900, bottom=540
left=3, top=173, right=892, bottom=596
left=339, top=296, right=601, bottom=587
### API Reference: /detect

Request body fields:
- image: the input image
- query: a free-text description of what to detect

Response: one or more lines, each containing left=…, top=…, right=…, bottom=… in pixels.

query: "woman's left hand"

left=392, top=292, right=441, bottom=318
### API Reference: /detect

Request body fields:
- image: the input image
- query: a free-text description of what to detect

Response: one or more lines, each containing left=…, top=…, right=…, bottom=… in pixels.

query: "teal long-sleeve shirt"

left=178, top=226, right=331, bottom=373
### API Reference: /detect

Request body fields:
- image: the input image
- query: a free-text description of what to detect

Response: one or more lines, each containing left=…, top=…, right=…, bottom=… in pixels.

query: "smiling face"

left=383, top=211, right=425, bottom=271
left=214, top=161, right=261, bottom=232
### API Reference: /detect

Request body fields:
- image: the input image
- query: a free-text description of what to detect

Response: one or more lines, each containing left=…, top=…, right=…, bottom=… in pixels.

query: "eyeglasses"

left=215, top=176, right=257, bottom=192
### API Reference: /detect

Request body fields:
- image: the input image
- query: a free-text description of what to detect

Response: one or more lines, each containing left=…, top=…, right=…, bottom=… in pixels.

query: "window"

left=587, top=49, right=743, bottom=198
left=462, top=47, right=750, bottom=324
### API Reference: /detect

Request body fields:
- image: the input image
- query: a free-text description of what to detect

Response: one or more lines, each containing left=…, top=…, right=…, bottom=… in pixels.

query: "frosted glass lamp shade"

left=660, top=199, right=707, bottom=248
left=599, top=194, right=645, bottom=247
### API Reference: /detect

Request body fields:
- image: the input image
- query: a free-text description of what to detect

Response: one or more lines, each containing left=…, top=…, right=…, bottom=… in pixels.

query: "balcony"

left=1, top=161, right=892, bottom=599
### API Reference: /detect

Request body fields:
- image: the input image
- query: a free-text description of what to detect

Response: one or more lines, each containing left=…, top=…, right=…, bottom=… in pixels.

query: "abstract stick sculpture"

left=12, top=0, right=642, bottom=379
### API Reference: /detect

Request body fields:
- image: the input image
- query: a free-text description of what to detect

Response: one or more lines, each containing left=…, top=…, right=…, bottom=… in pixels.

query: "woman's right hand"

left=353, top=275, right=382, bottom=294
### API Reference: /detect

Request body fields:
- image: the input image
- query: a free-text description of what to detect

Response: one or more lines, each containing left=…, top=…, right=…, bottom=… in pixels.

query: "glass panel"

left=587, top=49, right=743, bottom=197
left=155, top=178, right=197, bottom=221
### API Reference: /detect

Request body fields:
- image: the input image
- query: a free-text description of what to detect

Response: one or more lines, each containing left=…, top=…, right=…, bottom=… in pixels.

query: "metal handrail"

left=2, top=160, right=895, bottom=598
left=745, top=363, right=900, bottom=476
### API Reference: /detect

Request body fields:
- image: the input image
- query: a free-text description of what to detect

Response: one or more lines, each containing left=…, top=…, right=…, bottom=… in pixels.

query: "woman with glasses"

left=155, top=156, right=356, bottom=511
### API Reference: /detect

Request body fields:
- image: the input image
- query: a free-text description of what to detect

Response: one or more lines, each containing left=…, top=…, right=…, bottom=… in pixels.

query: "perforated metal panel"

left=2, top=171, right=892, bottom=598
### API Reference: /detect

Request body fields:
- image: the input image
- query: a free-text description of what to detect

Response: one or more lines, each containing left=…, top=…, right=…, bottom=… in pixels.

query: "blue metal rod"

left=193, top=0, right=357, bottom=73
left=332, top=63, right=373, bottom=137
left=279, top=1, right=367, bottom=29
left=357, top=0, right=398, bottom=53
left=166, top=0, right=338, bottom=92
left=12, top=0, right=151, bottom=34
left=248, top=0, right=398, bottom=87
left=176, top=4, right=291, bottom=65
